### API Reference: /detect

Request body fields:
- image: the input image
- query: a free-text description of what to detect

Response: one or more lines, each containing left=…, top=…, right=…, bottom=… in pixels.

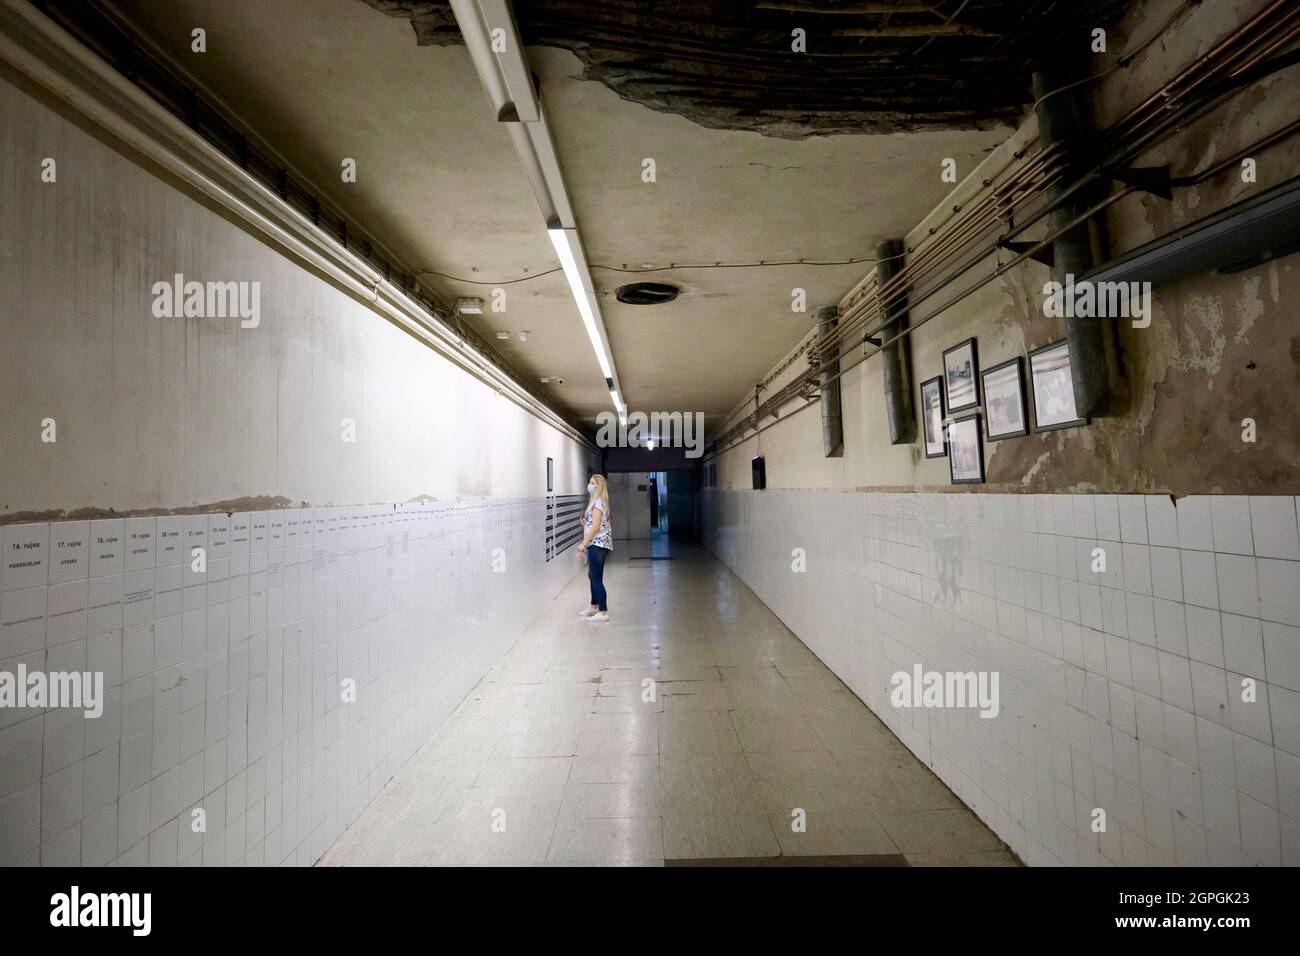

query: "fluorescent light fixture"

left=448, top=0, right=538, bottom=122
left=549, top=227, right=615, bottom=381
left=450, top=0, right=622, bottom=413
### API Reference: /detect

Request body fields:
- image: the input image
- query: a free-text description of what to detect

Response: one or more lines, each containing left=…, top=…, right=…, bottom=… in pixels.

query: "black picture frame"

left=1028, top=340, right=1089, bottom=432
left=942, top=337, right=980, bottom=412
left=981, top=357, right=1029, bottom=441
left=946, top=414, right=985, bottom=485
left=546, top=457, right=554, bottom=492
left=920, top=375, right=947, bottom=459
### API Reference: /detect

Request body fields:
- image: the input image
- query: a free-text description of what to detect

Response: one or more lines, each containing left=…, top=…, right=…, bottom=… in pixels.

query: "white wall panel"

left=704, top=488, right=1300, bottom=866
left=0, top=73, right=590, bottom=866
left=0, top=500, right=574, bottom=866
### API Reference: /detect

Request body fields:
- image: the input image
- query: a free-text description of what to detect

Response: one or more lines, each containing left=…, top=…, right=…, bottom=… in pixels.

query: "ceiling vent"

left=615, top=281, right=679, bottom=305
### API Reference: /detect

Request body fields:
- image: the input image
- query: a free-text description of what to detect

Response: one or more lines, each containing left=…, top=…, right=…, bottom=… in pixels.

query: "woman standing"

left=578, top=474, right=613, bottom=622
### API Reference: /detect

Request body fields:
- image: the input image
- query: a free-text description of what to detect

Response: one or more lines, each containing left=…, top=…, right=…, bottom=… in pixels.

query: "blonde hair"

left=589, top=474, right=611, bottom=522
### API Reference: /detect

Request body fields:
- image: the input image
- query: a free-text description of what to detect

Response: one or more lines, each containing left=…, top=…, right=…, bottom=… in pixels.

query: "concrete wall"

left=0, top=70, right=594, bottom=866
left=710, top=0, right=1300, bottom=497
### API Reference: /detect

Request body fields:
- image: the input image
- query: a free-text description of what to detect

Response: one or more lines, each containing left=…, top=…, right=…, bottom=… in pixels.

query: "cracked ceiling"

left=362, top=0, right=1133, bottom=138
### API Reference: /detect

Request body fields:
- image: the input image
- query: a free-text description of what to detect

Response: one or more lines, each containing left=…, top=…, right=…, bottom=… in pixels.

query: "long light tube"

left=451, top=0, right=622, bottom=414
left=548, top=227, right=614, bottom=381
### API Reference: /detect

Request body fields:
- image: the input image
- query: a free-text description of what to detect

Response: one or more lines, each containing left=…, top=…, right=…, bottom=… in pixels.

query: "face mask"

left=587, top=483, right=596, bottom=494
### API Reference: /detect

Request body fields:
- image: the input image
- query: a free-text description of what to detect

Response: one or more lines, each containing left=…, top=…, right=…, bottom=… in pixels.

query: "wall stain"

left=0, top=493, right=457, bottom=526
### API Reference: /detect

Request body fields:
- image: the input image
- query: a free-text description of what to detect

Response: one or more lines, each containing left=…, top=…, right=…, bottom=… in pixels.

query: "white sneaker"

left=579, top=607, right=597, bottom=618
left=585, top=612, right=609, bottom=623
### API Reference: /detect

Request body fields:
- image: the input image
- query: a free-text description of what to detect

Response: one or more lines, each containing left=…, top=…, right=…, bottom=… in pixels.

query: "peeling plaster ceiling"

left=363, top=0, right=1133, bottom=137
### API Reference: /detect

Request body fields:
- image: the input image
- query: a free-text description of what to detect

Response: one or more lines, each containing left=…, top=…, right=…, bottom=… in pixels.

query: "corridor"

left=320, top=543, right=1011, bottom=866
left=4, top=0, right=1298, bottom=900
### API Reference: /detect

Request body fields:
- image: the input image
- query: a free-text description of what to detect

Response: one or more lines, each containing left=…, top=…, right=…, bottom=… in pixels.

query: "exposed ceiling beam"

left=755, top=2, right=941, bottom=13
left=832, top=23, right=1003, bottom=37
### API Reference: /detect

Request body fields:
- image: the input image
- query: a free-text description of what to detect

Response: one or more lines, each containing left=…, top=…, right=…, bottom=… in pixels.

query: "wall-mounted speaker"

left=752, top=455, right=766, bottom=490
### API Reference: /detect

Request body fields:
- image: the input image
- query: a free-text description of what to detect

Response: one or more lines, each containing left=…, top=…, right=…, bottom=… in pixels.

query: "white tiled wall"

left=703, top=490, right=1300, bottom=866
left=0, top=500, right=572, bottom=866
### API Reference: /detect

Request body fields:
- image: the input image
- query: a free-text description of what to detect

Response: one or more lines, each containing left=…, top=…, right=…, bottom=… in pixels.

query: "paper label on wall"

left=49, top=521, right=88, bottom=585
left=4, top=523, right=49, bottom=590
left=230, top=514, right=251, bottom=554
left=89, top=519, right=124, bottom=577
left=208, top=515, right=231, bottom=559
left=125, top=518, right=156, bottom=572
left=88, top=573, right=124, bottom=635
left=0, top=584, right=47, bottom=655
left=123, top=568, right=155, bottom=626
left=46, top=579, right=88, bottom=646
left=251, top=513, right=268, bottom=551
left=157, top=517, right=185, bottom=566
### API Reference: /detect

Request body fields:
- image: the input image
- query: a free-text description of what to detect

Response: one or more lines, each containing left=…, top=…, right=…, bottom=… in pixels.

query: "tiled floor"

left=320, top=538, right=1014, bottom=866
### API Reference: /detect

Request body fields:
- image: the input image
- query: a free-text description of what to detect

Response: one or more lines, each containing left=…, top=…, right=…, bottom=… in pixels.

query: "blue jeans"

left=587, top=544, right=610, bottom=612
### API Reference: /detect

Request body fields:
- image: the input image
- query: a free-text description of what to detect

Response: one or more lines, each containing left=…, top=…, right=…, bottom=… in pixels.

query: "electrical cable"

left=412, top=252, right=907, bottom=287
left=1031, top=0, right=1199, bottom=110
left=711, top=11, right=1300, bottom=452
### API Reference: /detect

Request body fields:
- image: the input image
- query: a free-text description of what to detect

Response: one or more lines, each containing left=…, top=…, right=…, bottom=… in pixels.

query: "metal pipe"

left=711, top=3, right=1300, bottom=452
left=713, top=185, right=1140, bottom=451
left=816, top=306, right=843, bottom=458
left=876, top=239, right=916, bottom=444
left=1034, top=57, right=1109, bottom=418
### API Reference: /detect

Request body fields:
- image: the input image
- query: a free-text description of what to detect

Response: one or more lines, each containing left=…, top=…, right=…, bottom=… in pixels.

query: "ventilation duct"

left=615, top=281, right=679, bottom=305
left=816, top=306, right=843, bottom=458
left=877, top=239, right=915, bottom=445
left=1081, top=172, right=1300, bottom=287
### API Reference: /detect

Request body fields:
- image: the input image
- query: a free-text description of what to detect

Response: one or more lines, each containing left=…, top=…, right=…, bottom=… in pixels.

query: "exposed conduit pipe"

left=816, top=306, right=843, bottom=458
left=1032, top=53, right=1111, bottom=418
left=706, top=2, right=1300, bottom=453
left=876, top=238, right=915, bottom=444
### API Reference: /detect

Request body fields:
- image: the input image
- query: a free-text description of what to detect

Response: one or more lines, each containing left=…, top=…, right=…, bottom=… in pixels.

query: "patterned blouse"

left=583, top=496, right=613, bottom=551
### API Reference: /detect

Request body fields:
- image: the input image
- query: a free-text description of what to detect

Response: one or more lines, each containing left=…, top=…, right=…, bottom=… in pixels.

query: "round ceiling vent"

left=615, top=281, right=679, bottom=305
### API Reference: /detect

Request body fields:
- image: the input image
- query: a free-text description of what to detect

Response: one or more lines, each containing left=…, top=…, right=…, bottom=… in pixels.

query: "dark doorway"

left=649, top=470, right=695, bottom=541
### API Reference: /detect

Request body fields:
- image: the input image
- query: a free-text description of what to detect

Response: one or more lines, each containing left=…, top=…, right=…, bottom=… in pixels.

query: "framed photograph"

left=981, top=357, right=1029, bottom=441
left=546, top=457, right=554, bottom=492
left=943, top=337, right=980, bottom=412
left=919, top=375, right=947, bottom=458
left=1029, top=340, right=1088, bottom=431
left=947, top=414, right=985, bottom=484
